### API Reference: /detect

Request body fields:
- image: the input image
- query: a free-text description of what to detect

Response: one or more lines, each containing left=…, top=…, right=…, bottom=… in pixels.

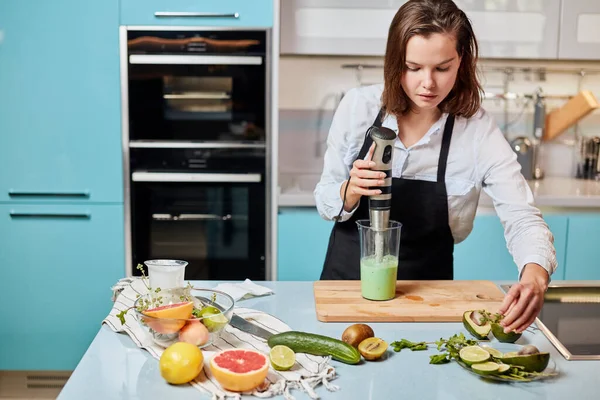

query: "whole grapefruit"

left=209, top=349, right=269, bottom=392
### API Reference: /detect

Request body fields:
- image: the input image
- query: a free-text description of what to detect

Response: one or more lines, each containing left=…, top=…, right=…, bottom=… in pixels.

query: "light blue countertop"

left=59, top=281, right=599, bottom=400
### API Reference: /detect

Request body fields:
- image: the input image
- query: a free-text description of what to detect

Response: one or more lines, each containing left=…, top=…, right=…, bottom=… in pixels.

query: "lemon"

left=269, top=345, right=296, bottom=371
left=159, top=342, right=204, bottom=384
left=459, top=345, right=490, bottom=366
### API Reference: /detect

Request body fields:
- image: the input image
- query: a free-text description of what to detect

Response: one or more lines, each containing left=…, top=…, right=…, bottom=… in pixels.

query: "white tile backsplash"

left=279, top=56, right=600, bottom=179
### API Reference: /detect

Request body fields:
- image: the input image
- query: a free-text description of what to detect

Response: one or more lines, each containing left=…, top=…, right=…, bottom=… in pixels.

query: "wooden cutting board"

left=314, top=280, right=505, bottom=322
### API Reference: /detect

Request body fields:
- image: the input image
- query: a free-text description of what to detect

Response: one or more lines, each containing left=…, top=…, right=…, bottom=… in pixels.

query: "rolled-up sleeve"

left=314, top=89, right=361, bottom=222
left=475, top=113, right=558, bottom=280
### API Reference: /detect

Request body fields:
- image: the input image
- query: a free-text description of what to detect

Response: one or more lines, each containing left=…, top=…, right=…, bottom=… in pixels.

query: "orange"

left=209, top=349, right=269, bottom=392
left=142, top=301, right=193, bottom=334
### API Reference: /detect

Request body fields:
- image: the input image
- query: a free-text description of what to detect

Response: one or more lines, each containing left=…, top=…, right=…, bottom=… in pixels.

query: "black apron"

left=320, top=109, right=456, bottom=280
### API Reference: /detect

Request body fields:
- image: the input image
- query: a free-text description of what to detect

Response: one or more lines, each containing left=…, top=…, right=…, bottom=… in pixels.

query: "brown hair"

left=381, top=0, right=483, bottom=118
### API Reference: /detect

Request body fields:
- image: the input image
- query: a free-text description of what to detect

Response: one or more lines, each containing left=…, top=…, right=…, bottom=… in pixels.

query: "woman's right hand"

left=340, top=143, right=387, bottom=212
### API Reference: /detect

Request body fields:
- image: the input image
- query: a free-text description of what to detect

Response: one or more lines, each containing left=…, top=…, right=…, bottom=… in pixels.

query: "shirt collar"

left=382, top=111, right=450, bottom=149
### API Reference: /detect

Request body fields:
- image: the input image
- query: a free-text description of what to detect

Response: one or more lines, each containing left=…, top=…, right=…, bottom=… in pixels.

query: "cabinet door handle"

left=8, top=190, right=90, bottom=198
left=9, top=211, right=91, bottom=219
left=154, top=12, right=239, bottom=18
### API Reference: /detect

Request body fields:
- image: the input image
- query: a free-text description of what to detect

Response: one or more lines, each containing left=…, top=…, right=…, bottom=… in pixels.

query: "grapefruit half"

left=142, top=301, right=193, bottom=334
left=209, top=349, right=269, bottom=392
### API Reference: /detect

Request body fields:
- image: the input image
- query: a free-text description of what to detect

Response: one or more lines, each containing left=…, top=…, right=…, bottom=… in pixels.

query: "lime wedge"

left=270, top=345, right=296, bottom=371
left=497, top=363, right=510, bottom=373
left=459, top=346, right=490, bottom=365
left=481, top=345, right=503, bottom=358
left=472, top=361, right=500, bottom=375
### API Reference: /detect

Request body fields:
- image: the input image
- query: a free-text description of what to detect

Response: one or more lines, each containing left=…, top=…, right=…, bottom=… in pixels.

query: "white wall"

left=279, top=56, right=600, bottom=179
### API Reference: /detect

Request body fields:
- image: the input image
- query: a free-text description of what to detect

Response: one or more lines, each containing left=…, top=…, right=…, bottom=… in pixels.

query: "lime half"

left=199, top=306, right=228, bottom=332
left=459, top=346, right=490, bottom=366
left=270, top=345, right=296, bottom=371
left=471, top=361, right=500, bottom=375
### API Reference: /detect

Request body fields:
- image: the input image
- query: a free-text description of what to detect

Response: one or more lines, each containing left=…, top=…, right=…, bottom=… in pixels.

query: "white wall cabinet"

left=455, top=0, right=561, bottom=59
left=280, top=0, right=407, bottom=56
left=558, top=0, right=600, bottom=60
left=280, top=0, right=573, bottom=61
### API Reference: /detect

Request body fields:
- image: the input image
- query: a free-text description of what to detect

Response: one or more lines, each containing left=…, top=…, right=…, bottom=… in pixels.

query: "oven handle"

left=152, top=213, right=246, bottom=221
left=129, top=54, right=262, bottom=66
left=132, top=172, right=262, bottom=183
left=154, top=12, right=239, bottom=19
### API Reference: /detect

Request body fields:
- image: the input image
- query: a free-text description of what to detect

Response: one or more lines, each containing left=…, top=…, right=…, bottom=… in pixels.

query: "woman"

left=314, top=0, right=556, bottom=334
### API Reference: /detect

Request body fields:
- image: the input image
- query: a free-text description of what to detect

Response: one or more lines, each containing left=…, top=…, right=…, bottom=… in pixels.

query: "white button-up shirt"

left=314, top=83, right=557, bottom=278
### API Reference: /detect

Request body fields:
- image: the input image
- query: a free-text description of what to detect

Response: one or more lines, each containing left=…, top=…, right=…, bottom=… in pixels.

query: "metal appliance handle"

left=8, top=190, right=90, bottom=198
left=132, top=172, right=261, bottom=183
left=154, top=12, right=239, bottom=18
left=10, top=211, right=91, bottom=219
left=129, top=141, right=265, bottom=149
left=152, top=213, right=246, bottom=221
left=129, top=54, right=262, bottom=66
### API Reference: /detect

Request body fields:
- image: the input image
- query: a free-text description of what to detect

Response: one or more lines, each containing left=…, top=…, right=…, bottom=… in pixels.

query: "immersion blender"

left=367, top=125, right=397, bottom=263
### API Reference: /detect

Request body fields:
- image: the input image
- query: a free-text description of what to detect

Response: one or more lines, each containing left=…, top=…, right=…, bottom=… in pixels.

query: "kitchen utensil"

left=532, top=88, right=545, bottom=180
left=313, top=280, right=505, bottom=322
left=543, top=90, right=599, bottom=142
left=229, top=314, right=274, bottom=340
left=510, top=137, right=534, bottom=180
left=366, top=125, right=396, bottom=262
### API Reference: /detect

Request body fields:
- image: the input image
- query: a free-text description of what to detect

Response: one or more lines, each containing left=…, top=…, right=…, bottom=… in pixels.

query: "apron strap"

left=437, top=115, right=455, bottom=183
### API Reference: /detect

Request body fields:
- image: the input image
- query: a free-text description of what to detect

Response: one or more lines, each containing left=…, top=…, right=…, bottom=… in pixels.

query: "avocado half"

left=491, top=323, right=522, bottom=343
left=462, top=310, right=491, bottom=340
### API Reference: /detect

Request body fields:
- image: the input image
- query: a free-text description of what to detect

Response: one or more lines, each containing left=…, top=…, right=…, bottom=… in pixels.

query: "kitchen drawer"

left=0, top=204, right=125, bottom=370
left=454, top=215, right=567, bottom=281
left=0, top=0, right=123, bottom=203
left=278, top=208, right=333, bottom=280
left=564, top=215, right=600, bottom=280
left=120, top=0, right=273, bottom=27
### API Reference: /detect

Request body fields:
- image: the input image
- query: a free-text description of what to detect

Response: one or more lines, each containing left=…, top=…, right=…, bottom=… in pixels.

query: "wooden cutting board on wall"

left=313, top=280, right=506, bottom=322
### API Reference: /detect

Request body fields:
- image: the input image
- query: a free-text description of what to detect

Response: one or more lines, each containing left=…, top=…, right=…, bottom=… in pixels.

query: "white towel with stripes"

left=104, top=278, right=340, bottom=400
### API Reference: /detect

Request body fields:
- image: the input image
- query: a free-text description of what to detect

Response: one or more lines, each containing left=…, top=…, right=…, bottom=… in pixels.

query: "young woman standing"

left=314, top=0, right=556, bottom=334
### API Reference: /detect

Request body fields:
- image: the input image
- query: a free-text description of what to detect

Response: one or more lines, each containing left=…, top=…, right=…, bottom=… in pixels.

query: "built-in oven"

left=120, top=26, right=273, bottom=281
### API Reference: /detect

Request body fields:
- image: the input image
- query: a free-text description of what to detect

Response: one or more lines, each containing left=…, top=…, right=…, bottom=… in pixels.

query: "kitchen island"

left=58, top=280, right=599, bottom=400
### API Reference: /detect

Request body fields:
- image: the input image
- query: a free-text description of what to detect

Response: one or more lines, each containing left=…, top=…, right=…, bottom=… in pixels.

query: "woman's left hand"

left=498, top=263, right=549, bottom=334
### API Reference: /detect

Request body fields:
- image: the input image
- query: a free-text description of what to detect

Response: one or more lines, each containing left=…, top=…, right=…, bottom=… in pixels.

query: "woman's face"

left=400, top=33, right=461, bottom=113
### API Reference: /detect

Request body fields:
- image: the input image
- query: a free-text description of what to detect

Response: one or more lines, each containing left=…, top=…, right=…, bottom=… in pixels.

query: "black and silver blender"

left=366, top=125, right=397, bottom=262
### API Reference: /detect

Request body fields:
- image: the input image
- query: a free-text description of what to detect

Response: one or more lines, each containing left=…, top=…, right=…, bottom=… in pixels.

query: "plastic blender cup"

left=144, top=260, right=188, bottom=289
left=356, top=220, right=401, bottom=301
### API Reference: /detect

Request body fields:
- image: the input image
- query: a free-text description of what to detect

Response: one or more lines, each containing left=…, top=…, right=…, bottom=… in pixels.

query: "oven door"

left=126, top=29, right=267, bottom=144
left=130, top=172, right=266, bottom=281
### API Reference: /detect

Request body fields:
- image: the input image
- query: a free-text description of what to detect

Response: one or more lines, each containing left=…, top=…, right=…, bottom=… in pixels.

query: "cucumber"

left=267, top=331, right=361, bottom=365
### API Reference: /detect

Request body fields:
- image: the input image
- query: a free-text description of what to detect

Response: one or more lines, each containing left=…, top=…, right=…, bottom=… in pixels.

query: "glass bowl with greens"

left=133, top=286, right=234, bottom=348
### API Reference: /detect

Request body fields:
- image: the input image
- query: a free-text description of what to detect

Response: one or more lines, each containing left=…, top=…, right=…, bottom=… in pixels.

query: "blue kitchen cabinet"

left=564, top=215, right=600, bottom=280
left=0, top=204, right=125, bottom=371
left=120, top=0, right=274, bottom=27
left=278, top=208, right=333, bottom=281
left=277, top=208, right=569, bottom=281
left=0, top=0, right=123, bottom=203
left=454, top=214, right=568, bottom=281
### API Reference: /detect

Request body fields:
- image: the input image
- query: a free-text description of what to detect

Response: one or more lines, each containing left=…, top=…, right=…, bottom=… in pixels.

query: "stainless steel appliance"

left=119, top=26, right=273, bottom=280
left=502, top=283, right=600, bottom=360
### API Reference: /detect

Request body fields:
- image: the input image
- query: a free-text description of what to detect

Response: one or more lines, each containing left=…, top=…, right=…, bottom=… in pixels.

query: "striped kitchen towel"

left=104, top=278, right=339, bottom=400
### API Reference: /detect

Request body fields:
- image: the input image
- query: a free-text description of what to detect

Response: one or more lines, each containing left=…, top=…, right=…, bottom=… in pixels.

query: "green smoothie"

left=360, top=255, right=398, bottom=301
